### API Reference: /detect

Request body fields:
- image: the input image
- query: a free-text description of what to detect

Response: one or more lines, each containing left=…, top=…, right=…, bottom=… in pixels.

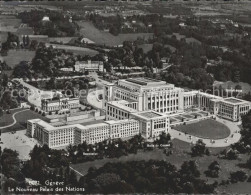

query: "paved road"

left=13, top=78, right=54, bottom=107
left=170, top=117, right=241, bottom=148
left=86, top=89, right=103, bottom=110
left=0, top=109, right=29, bottom=130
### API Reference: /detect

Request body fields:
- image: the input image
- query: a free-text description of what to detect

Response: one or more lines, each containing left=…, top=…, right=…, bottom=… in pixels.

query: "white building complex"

left=104, top=77, right=251, bottom=122
left=74, top=60, right=104, bottom=72
left=27, top=119, right=139, bottom=148
left=27, top=77, right=251, bottom=148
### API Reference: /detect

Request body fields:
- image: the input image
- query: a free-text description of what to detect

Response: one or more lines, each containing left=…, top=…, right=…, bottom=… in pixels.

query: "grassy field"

left=0, top=15, right=21, bottom=32
left=175, top=119, right=230, bottom=139
left=77, top=21, right=153, bottom=46
left=47, top=43, right=98, bottom=56
left=0, top=109, right=48, bottom=133
left=49, top=37, right=77, bottom=44
left=0, top=108, right=24, bottom=127
left=0, top=31, right=8, bottom=42
left=71, top=138, right=251, bottom=193
left=3, top=49, right=35, bottom=68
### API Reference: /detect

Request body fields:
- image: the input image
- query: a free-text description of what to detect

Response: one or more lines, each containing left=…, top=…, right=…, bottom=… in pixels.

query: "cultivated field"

left=2, top=49, right=35, bottom=68
left=174, top=119, right=230, bottom=139
left=77, top=21, right=153, bottom=46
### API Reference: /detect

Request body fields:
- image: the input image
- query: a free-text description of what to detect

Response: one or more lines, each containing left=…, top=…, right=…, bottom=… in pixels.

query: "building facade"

left=130, top=111, right=169, bottom=139
left=103, top=78, right=184, bottom=114
left=27, top=119, right=139, bottom=148
left=41, top=97, right=80, bottom=112
left=104, top=77, right=251, bottom=122
left=74, top=60, right=104, bottom=72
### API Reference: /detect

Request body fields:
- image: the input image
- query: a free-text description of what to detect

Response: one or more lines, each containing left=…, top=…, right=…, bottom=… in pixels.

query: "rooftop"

left=125, top=77, right=166, bottom=86
left=223, top=97, right=244, bottom=104
left=131, top=110, right=165, bottom=120
left=105, top=119, right=137, bottom=125
left=138, top=111, right=163, bottom=119
left=108, top=100, right=137, bottom=113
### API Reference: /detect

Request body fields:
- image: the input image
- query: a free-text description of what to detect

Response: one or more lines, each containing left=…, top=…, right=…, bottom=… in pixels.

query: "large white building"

left=41, top=97, right=80, bottom=112
left=27, top=119, right=139, bottom=148
left=130, top=111, right=170, bottom=139
left=74, top=60, right=104, bottom=72
left=104, top=77, right=251, bottom=122
left=104, top=78, right=184, bottom=114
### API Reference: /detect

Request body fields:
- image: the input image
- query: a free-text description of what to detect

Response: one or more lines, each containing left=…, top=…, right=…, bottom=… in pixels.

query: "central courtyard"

left=174, top=119, right=231, bottom=139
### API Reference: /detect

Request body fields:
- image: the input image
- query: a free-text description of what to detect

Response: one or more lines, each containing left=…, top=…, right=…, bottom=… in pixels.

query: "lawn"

left=174, top=119, right=231, bottom=139
left=71, top=138, right=251, bottom=194
left=0, top=109, right=48, bottom=133
left=0, top=108, right=24, bottom=127
left=3, top=49, right=35, bottom=68
left=77, top=21, right=153, bottom=47
left=46, top=43, right=98, bottom=56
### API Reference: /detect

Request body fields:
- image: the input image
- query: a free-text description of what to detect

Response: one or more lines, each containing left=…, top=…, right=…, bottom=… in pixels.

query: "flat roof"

left=37, top=120, right=54, bottom=129
left=224, top=97, right=243, bottom=104
left=107, top=100, right=137, bottom=113
left=138, top=111, right=163, bottom=119
left=125, top=77, right=166, bottom=86
left=131, top=110, right=165, bottom=120
left=80, top=120, right=105, bottom=126
left=85, top=123, right=109, bottom=129
left=105, top=119, right=137, bottom=125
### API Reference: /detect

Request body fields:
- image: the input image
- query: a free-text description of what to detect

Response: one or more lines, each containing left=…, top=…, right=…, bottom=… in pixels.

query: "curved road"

left=0, top=109, right=29, bottom=130
left=87, top=89, right=103, bottom=110
left=170, top=117, right=241, bottom=148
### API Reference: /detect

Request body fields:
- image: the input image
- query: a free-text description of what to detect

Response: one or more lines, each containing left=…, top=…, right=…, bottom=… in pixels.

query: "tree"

left=2, top=74, right=9, bottom=88
left=230, top=171, right=248, bottom=183
left=191, top=139, right=209, bottom=157
left=205, top=161, right=220, bottom=178
left=69, top=170, right=78, bottom=185
left=180, top=160, right=201, bottom=178
left=0, top=107, right=3, bottom=117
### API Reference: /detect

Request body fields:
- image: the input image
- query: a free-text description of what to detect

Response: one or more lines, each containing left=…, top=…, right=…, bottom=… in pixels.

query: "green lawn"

left=77, top=21, right=153, bottom=47
left=0, top=109, right=48, bottom=133
left=3, top=50, right=35, bottom=68
left=71, top=138, right=251, bottom=194
left=0, top=108, right=24, bottom=127
left=71, top=139, right=227, bottom=177
left=175, top=119, right=231, bottom=139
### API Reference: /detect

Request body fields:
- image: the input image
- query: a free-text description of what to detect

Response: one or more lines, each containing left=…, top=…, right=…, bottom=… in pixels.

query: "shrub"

left=230, top=171, right=248, bottom=183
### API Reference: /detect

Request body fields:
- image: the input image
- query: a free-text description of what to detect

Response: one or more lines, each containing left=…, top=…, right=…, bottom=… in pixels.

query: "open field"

left=0, top=15, right=21, bottom=32
left=49, top=37, right=77, bottom=44
left=77, top=21, right=153, bottom=46
left=71, top=138, right=251, bottom=193
left=46, top=43, right=98, bottom=56
left=0, top=109, right=48, bottom=133
left=218, top=182, right=251, bottom=194
left=2, top=49, right=35, bottom=68
left=174, top=119, right=230, bottom=139
left=0, top=108, right=24, bottom=127
left=0, top=31, right=8, bottom=42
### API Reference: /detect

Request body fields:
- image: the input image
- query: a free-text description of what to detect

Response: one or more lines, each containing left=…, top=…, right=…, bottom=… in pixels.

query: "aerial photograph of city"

left=1, top=0, right=251, bottom=194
